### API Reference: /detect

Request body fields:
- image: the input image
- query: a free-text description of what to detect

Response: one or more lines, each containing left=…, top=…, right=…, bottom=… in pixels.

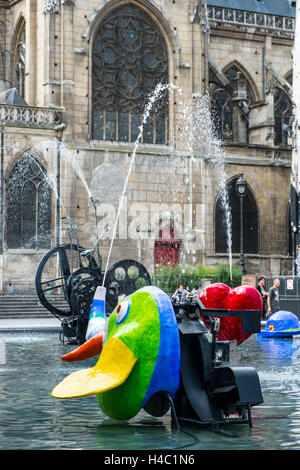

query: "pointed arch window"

left=92, top=4, right=168, bottom=144
left=286, top=73, right=293, bottom=86
left=215, top=178, right=258, bottom=254
left=274, top=86, right=293, bottom=146
left=210, top=65, right=254, bottom=142
left=6, top=154, right=52, bottom=250
left=13, top=22, right=26, bottom=98
left=210, top=84, right=233, bottom=141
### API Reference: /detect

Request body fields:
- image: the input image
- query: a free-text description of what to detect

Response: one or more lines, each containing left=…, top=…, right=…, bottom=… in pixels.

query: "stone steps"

left=0, top=294, right=69, bottom=319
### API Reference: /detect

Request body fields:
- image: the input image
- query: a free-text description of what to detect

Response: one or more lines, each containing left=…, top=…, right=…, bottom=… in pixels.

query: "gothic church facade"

left=0, top=0, right=295, bottom=293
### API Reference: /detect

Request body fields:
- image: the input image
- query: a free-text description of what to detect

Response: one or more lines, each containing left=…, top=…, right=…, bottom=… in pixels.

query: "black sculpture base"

left=170, top=296, right=263, bottom=428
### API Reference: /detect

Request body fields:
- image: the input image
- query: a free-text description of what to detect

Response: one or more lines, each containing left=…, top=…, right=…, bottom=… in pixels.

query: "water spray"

left=90, top=196, right=100, bottom=239
left=101, top=82, right=180, bottom=287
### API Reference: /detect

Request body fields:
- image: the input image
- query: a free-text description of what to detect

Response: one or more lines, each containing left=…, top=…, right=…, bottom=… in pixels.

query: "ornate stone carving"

left=207, top=5, right=295, bottom=32
left=0, top=104, right=63, bottom=129
left=43, top=0, right=59, bottom=14
left=61, top=0, right=75, bottom=6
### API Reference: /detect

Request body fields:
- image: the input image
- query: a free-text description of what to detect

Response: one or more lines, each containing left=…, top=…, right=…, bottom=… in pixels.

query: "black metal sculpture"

left=53, top=282, right=263, bottom=428
left=36, top=202, right=263, bottom=428
left=35, top=215, right=151, bottom=344
left=171, top=295, right=263, bottom=427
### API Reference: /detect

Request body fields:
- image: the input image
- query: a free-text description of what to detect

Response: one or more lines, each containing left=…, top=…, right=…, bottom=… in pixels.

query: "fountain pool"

left=0, top=331, right=300, bottom=450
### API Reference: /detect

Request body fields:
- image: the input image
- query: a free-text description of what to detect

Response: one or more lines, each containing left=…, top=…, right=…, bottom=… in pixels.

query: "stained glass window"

left=210, top=85, right=233, bottom=141
left=6, top=154, right=52, bottom=249
left=274, top=87, right=293, bottom=146
left=92, top=4, right=168, bottom=144
left=210, top=66, right=253, bottom=142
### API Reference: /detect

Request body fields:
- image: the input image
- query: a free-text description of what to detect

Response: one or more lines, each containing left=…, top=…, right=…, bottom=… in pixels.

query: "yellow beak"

left=51, top=337, right=137, bottom=399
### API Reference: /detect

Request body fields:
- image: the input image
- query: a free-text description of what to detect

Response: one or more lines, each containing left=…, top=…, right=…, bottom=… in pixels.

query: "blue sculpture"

left=260, top=310, right=300, bottom=338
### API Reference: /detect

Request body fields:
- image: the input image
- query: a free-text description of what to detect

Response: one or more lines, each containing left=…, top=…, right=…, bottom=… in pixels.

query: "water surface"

left=0, top=332, right=300, bottom=450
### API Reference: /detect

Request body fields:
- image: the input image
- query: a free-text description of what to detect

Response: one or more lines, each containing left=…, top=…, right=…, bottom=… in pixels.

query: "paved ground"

left=0, top=317, right=61, bottom=332
left=0, top=316, right=266, bottom=332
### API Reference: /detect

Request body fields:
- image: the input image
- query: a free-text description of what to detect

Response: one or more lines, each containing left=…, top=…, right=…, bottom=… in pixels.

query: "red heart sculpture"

left=198, top=283, right=262, bottom=345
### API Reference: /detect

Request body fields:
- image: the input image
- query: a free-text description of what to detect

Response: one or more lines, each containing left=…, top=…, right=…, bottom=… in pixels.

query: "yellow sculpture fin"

left=51, top=337, right=137, bottom=399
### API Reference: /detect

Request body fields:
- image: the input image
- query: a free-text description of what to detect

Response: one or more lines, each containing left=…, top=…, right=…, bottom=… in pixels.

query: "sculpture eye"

left=116, top=300, right=131, bottom=325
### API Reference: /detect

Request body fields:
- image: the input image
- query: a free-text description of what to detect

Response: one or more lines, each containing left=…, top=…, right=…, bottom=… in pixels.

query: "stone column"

left=25, top=0, right=37, bottom=106
left=292, top=5, right=300, bottom=193
left=43, top=0, right=61, bottom=107
left=60, top=0, right=75, bottom=141
left=248, top=90, right=275, bottom=146
left=0, top=1, right=6, bottom=93
left=232, top=72, right=248, bottom=143
left=199, top=1, right=210, bottom=95
left=292, top=4, right=300, bottom=273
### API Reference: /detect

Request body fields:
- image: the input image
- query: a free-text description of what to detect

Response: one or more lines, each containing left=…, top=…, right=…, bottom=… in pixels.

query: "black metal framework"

left=92, top=4, right=168, bottom=144
left=274, top=87, right=293, bottom=146
left=215, top=177, right=258, bottom=254
left=171, top=295, right=263, bottom=427
left=35, top=214, right=152, bottom=344
left=6, top=154, right=52, bottom=250
left=210, top=66, right=254, bottom=142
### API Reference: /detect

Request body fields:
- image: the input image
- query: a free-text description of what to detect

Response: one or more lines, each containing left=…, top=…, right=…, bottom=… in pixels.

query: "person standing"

left=172, top=284, right=190, bottom=304
left=256, top=276, right=268, bottom=319
left=267, top=278, right=280, bottom=318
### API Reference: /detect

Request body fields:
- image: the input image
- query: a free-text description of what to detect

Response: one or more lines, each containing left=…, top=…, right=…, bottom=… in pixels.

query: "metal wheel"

left=69, top=270, right=100, bottom=344
left=35, top=244, right=99, bottom=317
left=104, top=259, right=151, bottom=314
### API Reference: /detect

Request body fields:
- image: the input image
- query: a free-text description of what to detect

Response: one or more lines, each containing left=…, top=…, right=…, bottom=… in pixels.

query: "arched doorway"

left=154, top=228, right=181, bottom=267
left=215, top=178, right=259, bottom=254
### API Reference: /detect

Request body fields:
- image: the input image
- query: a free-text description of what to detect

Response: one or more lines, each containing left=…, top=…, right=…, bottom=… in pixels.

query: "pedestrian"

left=7, top=282, right=14, bottom=295
left=256, top=276, right=268, bottom=319
left=267, top=278, right=280, bottom=318
left=172, top=284, right=190, bottom=304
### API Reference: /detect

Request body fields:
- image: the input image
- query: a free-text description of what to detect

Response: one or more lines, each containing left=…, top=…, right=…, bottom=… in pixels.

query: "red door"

left=154, top=229, right=181, bottom=267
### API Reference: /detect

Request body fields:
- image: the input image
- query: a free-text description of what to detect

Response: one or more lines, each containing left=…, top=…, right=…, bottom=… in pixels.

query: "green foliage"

left=135, top=277, right=147, bottom=289
left=214, top=264, right=242, bottom=288
left=151, top=264, right=242, bottom=294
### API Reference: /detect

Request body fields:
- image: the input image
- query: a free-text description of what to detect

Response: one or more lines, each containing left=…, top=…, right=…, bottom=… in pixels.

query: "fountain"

left=33, top=139, right=94, bottom=201
left=52, top=282, right=263, bottom=428
left=34, top=82, right=235, bottom=345
left=32, top=132, right=155, bottom=344
left=2, top=326, right=300, bottom=449
left=102, top=83, right=178, bottom=286
left=35, top=212, right=152, bottom=344
left=35, top=83, right=177, bottom=344
left=40, top=84, right=263, bottom=429
left=178, top=93, right=233, bottom=284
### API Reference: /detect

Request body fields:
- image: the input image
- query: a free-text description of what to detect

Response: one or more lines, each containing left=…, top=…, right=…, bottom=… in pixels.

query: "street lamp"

left=236, top=173, right=247, bottom=275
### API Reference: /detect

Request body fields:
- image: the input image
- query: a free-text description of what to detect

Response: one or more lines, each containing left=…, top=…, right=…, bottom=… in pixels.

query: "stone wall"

left=205, top=8, right=293, bottom=276
left=0, top=0, right=295, bottom=295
